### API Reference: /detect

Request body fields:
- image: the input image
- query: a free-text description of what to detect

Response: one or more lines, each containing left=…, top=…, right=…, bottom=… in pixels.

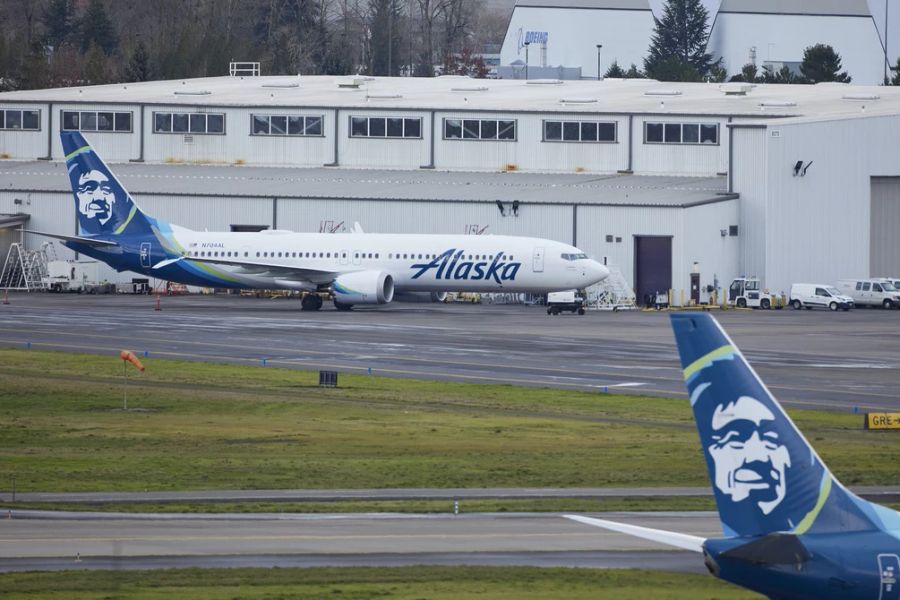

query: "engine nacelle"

left=333, top=270, right=394, bottom=305
left=393, top=291, right=448, bottom=303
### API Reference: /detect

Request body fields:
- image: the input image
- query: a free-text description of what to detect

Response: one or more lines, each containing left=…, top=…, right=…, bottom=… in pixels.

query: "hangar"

left=500, top=0, right=886, bottom=84
left=0, top=74, right=899, bottom=302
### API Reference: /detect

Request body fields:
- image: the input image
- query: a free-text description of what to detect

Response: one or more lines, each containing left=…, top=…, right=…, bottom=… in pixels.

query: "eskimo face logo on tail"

left=410, top=249, right=521, bottom=284
left=708, top=396, right=791, bottom=515
left=76, top=170, right=117, bottom=228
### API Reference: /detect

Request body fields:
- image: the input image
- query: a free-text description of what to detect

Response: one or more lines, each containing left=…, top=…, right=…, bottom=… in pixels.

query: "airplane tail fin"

left=670, top=313, right=883, bottom=538
left=61, top=131, right=154, bottom=238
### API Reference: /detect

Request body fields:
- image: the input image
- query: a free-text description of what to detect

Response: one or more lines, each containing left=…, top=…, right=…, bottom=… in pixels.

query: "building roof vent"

left=366, top=93, right=402, bottom=99
left=559, top=97, right=598, bottom=104
left=173, top=90, right=211, bottom=96
left=526, top=79, right=564, bottom=85
left=451, top=86, right=488, bottom=92
left=644, top=89, right=682, bottom=96
left=262, top=82, right=300, bottom=89
left=719, top=83, right=753, bottom=95
left=843, top=93, right=879, bottom=101
left=759, top=100, right=797, bottom=108
left=336, top=77, right=374, bottom=88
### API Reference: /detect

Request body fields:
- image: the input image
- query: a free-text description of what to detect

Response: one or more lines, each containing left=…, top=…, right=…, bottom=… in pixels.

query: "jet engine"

left=332, top=270, right=395, bottom=306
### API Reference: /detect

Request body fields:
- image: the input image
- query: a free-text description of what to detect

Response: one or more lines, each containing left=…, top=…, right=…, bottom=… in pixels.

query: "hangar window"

left=1, top=109, right=41, bottom=131
left=543, top=120, right=617, bottom=143
left=153, top=112, right=225, bottom=135
left=443, top=118, right=517, bottom=141
left=64, top=110, right=132, bottom=132
left=349, top=116, right=423, bottom=139
left=644, top=122, right=719, bottom=145
left=250, top=114, right=324, bottom=137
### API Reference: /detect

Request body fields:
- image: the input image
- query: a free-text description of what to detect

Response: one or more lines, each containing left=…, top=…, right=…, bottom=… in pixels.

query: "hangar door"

left=634, top=236, right=672, bottom=307
left=871, top=178, right=900, bottom=277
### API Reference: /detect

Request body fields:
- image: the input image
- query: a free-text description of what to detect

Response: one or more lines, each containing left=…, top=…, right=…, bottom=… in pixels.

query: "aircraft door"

left=879, top=554, right=900, bottom=600
left=340, top=249, right=349, bottom=266
left=532, top=247, right=545, bottom=273
left=140, top=242, right=152, bottom=269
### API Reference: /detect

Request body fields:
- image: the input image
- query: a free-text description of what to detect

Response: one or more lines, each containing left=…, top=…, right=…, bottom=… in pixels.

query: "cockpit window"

left=560, top=253, right=588, bottom=261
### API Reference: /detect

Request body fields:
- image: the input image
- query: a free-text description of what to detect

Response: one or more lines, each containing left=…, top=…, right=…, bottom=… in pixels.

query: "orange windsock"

left=119, top=350, right=145, bottom=372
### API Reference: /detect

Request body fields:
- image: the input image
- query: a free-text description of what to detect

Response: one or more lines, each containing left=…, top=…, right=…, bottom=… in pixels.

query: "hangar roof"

left=0, top=161, right=733, bottom=208
left=716, top=0, right=871, bottom=17
left=0, top=75, right=897, bottom=120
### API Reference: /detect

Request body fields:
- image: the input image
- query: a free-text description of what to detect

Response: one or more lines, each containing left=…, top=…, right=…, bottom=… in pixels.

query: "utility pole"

left=524, top=41, right=530, bottom=79
left=597, top=44, right=603, bottom=80
left=885, top=0, right=891, bottom=85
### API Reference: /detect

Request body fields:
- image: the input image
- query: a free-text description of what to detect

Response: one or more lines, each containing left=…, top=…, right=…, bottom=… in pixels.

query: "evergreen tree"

left=604, top=60, right=625, bottom=78
left=644, top=0, right=715, bottom=80
left=80, top=0, right=118, bottom=55
left=19, top=40, right=50, bottom=90
left=369, top=0, right=404, bottom=76
left=892, top=57, right=900, bottom=85
left=83, top=43, right=109, bottom=84
left=761, top=64, right=800, bottom=84
left=799, top=44, right=850, bottom=83
left=125, top=42, right=150, bottom=82
left=624, top=64, right=646, bottom=79
left=43, top=0, right=75, bottom=49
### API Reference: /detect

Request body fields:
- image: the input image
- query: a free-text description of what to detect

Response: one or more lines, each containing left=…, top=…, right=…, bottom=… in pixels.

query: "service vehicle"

left=837, top=278, right=900, bottom=309
left=546, top=289, right=586, bottom=315
left=727, top=277, right=783, bottom=309
left=789, top=283, right=854, bottom=311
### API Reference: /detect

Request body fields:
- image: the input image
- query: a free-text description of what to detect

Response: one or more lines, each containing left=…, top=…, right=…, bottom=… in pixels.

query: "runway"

left=0, top=511, right=714, bottom=573
left=1, top=293, right=898, bottom=411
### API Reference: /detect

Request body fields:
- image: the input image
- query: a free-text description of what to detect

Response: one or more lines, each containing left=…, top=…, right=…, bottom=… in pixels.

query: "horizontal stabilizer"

left=720, top=532, right=811, bottom=565
left=20, top=229, right=118, bottom=247
left=564, top=515, right=705, bottom=553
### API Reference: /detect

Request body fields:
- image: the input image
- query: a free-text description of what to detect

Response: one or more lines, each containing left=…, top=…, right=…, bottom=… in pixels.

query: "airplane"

left=25, top=132, right=609, bottom=310
left=566, top=313, right=900, bottom=600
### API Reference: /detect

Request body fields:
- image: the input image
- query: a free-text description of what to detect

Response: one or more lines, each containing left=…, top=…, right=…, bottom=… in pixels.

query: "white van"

left=789, top=284, right=854, bottom=311
left=837, top=279, right=900, bottom=309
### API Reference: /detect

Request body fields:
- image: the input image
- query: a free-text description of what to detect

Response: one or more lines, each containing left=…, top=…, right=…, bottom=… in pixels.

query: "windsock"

left=119, top=350, right=145, bottom=371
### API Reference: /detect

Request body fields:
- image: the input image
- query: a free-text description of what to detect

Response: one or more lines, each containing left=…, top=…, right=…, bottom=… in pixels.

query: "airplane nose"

left=591, top=261, right=610, bottom=283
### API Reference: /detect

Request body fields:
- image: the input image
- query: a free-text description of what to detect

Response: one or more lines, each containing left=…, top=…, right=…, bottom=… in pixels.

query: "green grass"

left=0, top=566, right=763, bottom=599
left=1, top=349, right=896, bottom=495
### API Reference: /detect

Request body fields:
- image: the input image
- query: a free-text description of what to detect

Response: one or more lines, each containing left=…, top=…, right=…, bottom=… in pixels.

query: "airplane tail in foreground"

left=670, top=313, right=887, bottom=538
left=61, top=131, right=154, bottom=238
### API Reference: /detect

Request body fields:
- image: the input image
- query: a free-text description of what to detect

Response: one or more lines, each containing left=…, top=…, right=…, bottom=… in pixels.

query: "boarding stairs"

left=587, top=263, right=636, bottom=311
left=0, top=242, right=55, bottom=291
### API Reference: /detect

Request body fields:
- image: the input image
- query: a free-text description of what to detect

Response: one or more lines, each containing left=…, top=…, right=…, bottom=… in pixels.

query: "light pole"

left=597, top=44, right=603, bottom=80
left=885, top=0, right=890, bottom=85
left=524, top=41, right=530, bottom=80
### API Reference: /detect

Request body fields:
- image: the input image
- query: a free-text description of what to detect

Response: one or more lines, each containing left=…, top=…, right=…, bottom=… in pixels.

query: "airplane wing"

left=564, top=514, right=705, bottom=553
left=20, top=229, right=119, bottom=248
left=170, top=255, right=339, bottom=284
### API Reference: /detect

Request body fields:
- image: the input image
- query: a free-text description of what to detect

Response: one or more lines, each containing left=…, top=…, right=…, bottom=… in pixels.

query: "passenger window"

left=816, top=288, right=826, bottom=296
left=857, top=282, right=863, bottom=290
left=863, top=283, right=871, bottom=291
left=873, top=284, right=882, bottom=292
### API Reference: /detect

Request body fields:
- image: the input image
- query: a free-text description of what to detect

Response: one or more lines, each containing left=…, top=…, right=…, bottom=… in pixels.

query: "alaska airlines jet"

left=567, top=313, right=900, bottom=600
left=28, top=132, right=608, bottom=310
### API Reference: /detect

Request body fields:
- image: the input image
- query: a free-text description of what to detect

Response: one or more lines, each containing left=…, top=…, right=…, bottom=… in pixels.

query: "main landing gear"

left=301, top=293, right=323, bottom=311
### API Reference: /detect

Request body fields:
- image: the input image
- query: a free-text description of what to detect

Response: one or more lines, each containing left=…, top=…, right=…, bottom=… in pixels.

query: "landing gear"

left=301, top=293, right=323, bottom=311
left=334, top=300, right=353, bottom=311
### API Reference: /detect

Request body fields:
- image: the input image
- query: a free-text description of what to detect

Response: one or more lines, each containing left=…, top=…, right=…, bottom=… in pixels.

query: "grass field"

left=0, top=567, right=763, bottom=599
left=1, top=349, right=897, bottom=497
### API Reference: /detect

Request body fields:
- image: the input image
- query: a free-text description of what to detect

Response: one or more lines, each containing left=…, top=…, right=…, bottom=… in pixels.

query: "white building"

left=0, top=75, right=898, bottom=302
left=500, top=0, right=887, bottom=84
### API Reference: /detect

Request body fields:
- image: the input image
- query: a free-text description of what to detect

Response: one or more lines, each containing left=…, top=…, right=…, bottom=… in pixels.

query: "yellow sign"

left=865, top=413, right=900, bottom=430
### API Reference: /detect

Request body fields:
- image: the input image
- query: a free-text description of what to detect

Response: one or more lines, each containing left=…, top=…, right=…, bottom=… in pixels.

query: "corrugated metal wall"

left=681, top=200, right=740, bottom=300
left=869, top=178, right=900, bottom=277
left=631, top=117, right=728, bottom=175
left=338, top=109, right=430, bottom=169
left=730, top=126, right=767, bottom=281
left=50, top=103, right=142, bottom=162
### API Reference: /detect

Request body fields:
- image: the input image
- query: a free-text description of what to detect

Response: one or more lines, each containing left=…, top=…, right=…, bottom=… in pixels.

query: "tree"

left=604, top=60, right=625, bottom=78
left=442, top=47, right=487, bottom=78
left=80, top=0, right=118, bottom=55
left=644, top=0, right=715, bottom=80
left=761, top=64, right=800, bottom=84
left=369, top=0, right=404, bottom=76
left=43, top=0, right=76, bottom=49
left=82, top=43, right=109, bottom=84
left=799, top=44, right=850, bottom=83
left=624, top=64, right=646, bottom=79
left=892, top=57, right=900, bottom=85
left=125, top=41, right=150, bottom=82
